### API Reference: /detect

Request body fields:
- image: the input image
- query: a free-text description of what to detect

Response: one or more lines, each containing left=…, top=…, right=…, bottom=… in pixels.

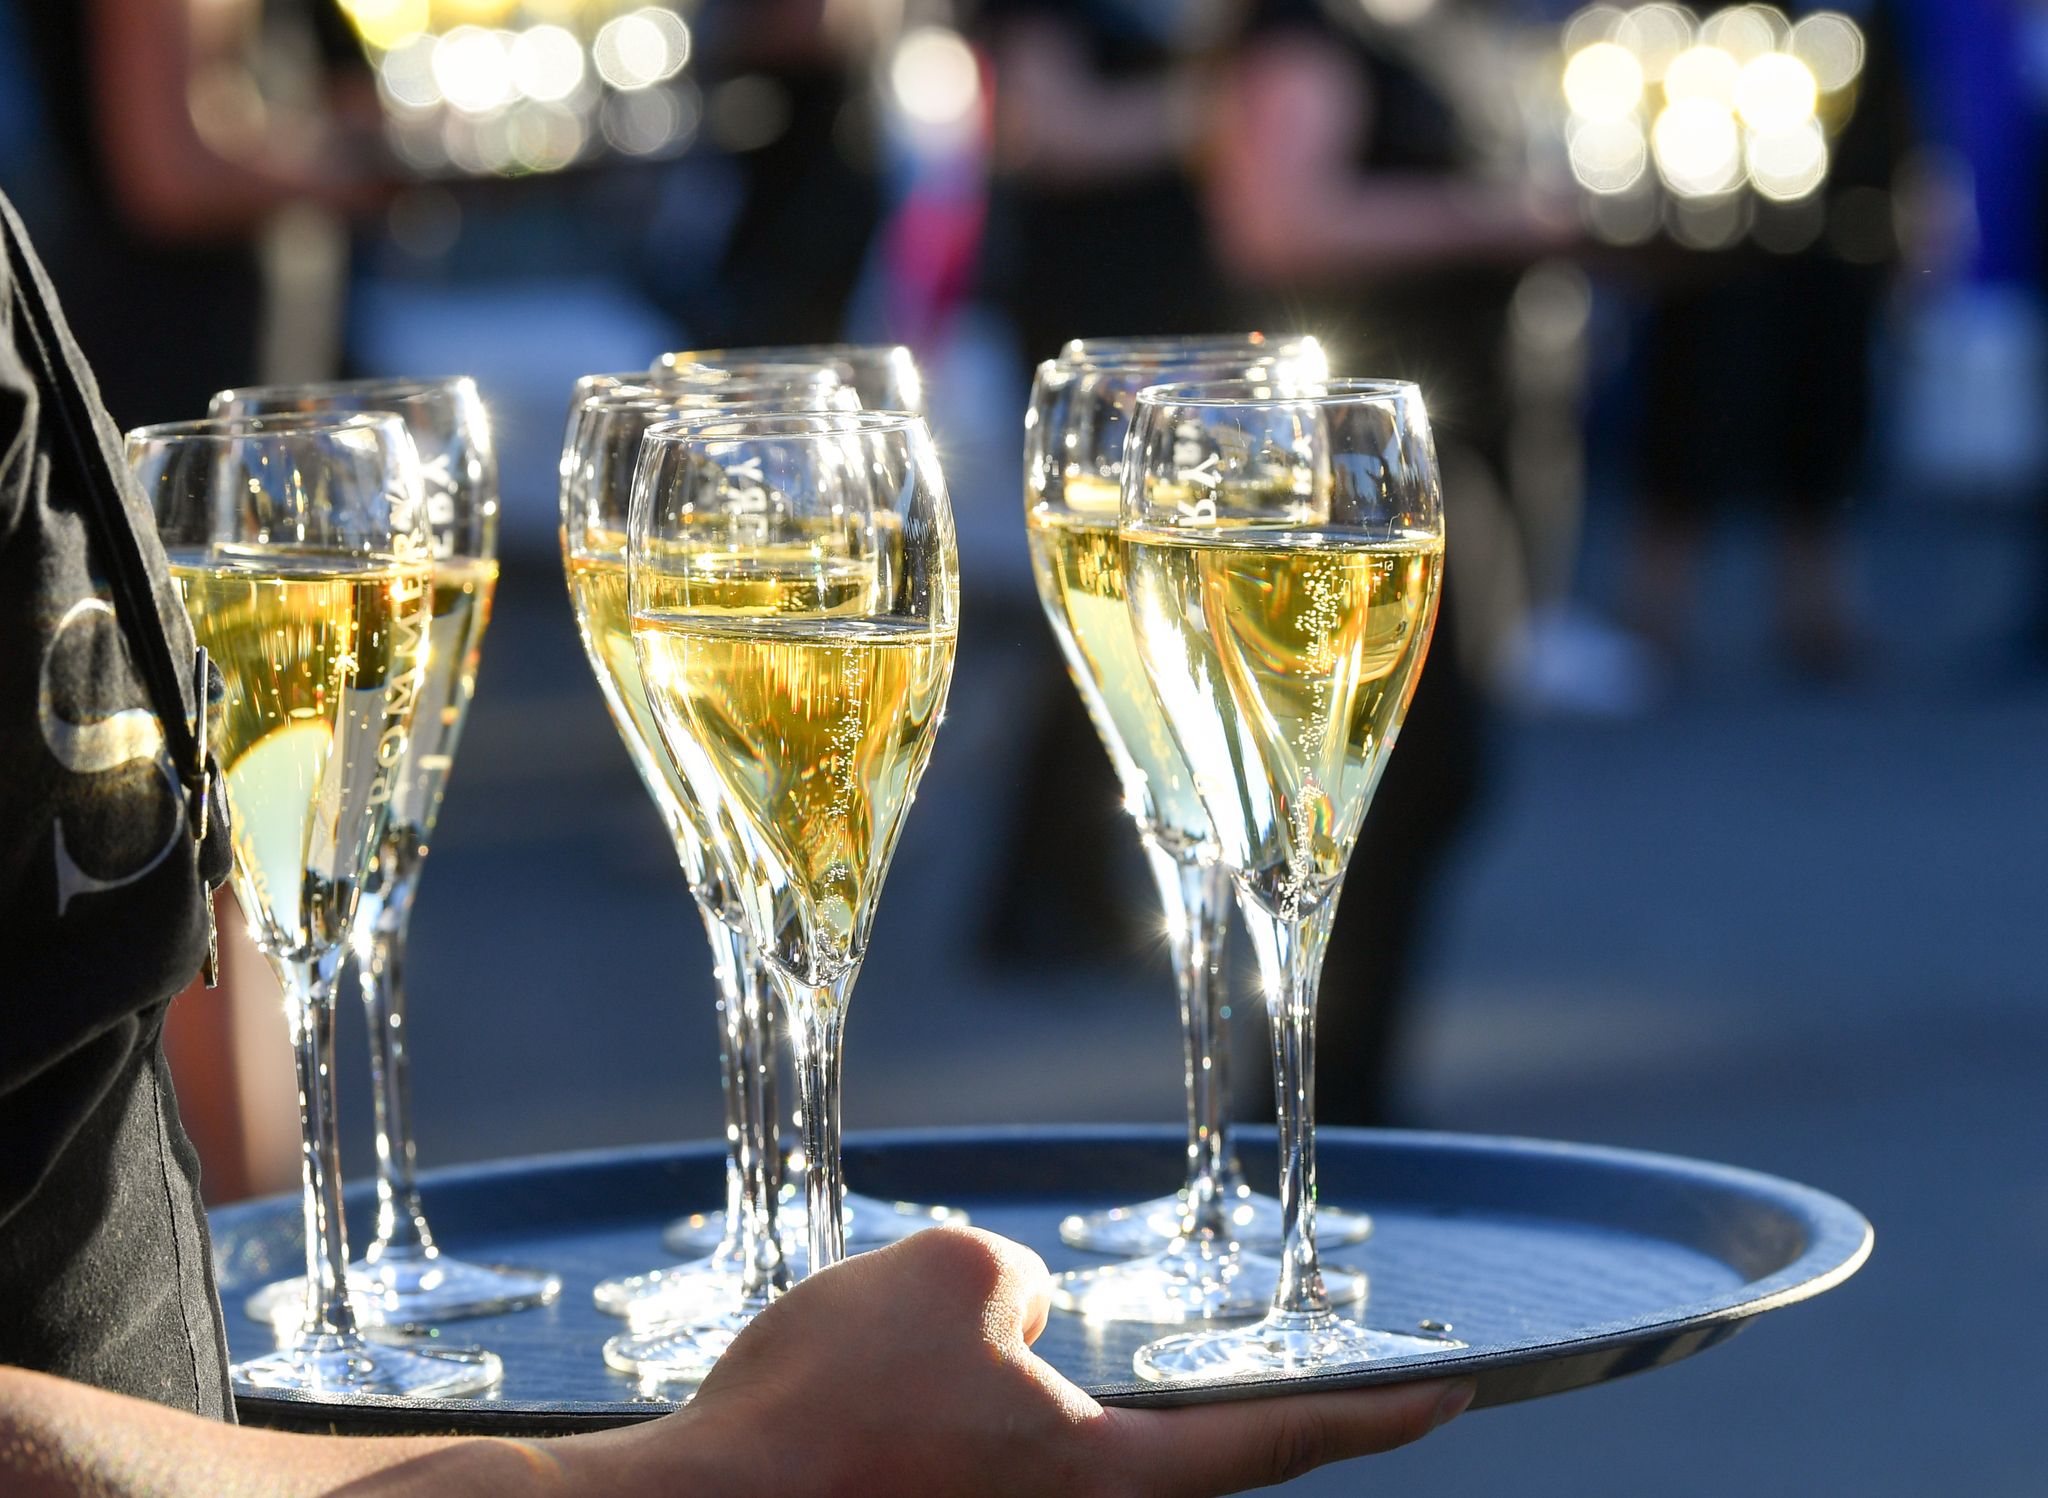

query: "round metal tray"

left=211, top=1126, right=1872, bottom=1434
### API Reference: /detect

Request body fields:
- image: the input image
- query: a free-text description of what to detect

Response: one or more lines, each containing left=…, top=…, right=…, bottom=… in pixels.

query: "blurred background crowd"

left=1, top=1, right=2042, bottom=1492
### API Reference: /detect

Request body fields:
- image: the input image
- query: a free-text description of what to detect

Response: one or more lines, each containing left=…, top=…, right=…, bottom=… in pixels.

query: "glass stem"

left=1237, top=890, right=1339, bottom=1319
left=731, top=949, right=788, bottom=1309
left=699, top=904, right=751, bottom=1255
left=283, top=951, right=358, bottom=1341
left=1140, top=834, right=1235, bottom=1242
left=774, top=971, right=853, bottom=1274
left=359, top=875, right=432, bottom=1260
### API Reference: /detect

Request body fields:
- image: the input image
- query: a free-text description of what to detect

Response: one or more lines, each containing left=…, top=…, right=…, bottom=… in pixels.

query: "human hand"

left=641, top=1225, right=1474, bottom=1498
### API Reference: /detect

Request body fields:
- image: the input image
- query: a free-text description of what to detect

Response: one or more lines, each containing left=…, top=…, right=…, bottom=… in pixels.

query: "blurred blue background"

left=4, top=0, right=2045, bottom=1491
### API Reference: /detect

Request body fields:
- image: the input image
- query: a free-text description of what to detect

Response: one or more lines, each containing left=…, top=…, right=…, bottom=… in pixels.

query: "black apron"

left=0, top=187, right=234, bottom=1419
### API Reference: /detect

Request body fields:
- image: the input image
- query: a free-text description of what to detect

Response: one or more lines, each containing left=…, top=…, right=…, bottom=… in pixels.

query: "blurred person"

left=1627, top=2, right=1913, bottom=680
left=0, top=177, right=1472, bottom=1498
left=641, top=0, right=886, bottom=346
left=1203, top=0, right=1569, bottom=1124
left=3, top=0, right=384, bottom=429
left=974, top=0, right=1241, bottom=968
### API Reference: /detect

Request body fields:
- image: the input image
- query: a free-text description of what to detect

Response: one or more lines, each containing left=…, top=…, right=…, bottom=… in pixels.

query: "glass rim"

left=640, top=409, right=926, bottom=445
left=212, top=374, right=474, bottom=408
left=1134, top=377, right=1421, bottom=410
left=126, top=411, right=407, bottom=444
left=573, top=384, right=840, bottom=417
left=1055, top=332, right=1319, bottom=370
left=655, top=342, right=909, bottom=369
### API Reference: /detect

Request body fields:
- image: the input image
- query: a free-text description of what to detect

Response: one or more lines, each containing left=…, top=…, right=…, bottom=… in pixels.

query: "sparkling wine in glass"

left=1025, top=335, right=1370, bottom=1324
left=626, top=413, right=957, bottom=1334
left=133, top=412, right=499, bottom=1397
left=562, top=377, right=851, bottom=1340
left=1119, top=380, right=1463, bottom=1381
left=647, top=345, right=966, bottom=1261
left=212, top=377, right=559, bottom=1329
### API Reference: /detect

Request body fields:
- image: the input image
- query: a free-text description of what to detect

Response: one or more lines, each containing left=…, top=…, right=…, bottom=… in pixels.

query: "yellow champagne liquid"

left=564, top=538, right=876, bottom=894
left=384, top=556, right=498, bottom=855
left=1122, top=527, right=1443, bottom=914
left=1027, top=480, right=1208, bottom=847
left=632, top=613, right=955, bottom=989
left=170, top=550, right=431, bottom=959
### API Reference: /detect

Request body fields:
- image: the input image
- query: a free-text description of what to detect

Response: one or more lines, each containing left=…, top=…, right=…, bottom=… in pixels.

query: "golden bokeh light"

left=340, top=0, right=430, bottom=51
left=1614, top=4, right=1693, bottom=82
left=1736, top=51, right=1817, bottom=134
left=1652, top=97, right=1743, bottom=197
left=1699, top=5, right=1781, bottom=63
left=1569, top=116, right=1650, bottom=194
left=1664, top=45, right=1741, bottom=109
left=1564, top=42, right=1645, bottom=124
left=1748, top=118, right=1828, bottom=200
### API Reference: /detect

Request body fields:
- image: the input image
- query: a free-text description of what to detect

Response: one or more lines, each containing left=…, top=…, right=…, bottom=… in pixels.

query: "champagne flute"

left=213, top=377, right=560, bottom=1328
left=1026, top=336, right=1369, bottom=1323
left=1120, top=380, right=1459, bottom=1381
left=649, top=344, right=966, bottom=1260
left=627, top=412, right=958, bottom=1307
left=562, top=377, right=844, bottom=1333
left=132, top=413, right=499, bottom=1396
left=655, top=343, right=922, bottom=413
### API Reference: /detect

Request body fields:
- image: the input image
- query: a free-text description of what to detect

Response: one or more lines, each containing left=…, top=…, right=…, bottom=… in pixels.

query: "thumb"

left=1097, top=1378, right=1475, bottom=1496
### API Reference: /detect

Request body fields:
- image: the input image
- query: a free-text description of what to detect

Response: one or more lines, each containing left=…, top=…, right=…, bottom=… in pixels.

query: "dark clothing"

left=975, top=0, right=1231, bottom=366
left=5, top=0, right=264, bottom=429
left=0, top=188, right=233, bottom=1419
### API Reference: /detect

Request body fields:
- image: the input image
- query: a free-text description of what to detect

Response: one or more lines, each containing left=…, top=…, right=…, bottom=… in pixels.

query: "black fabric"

left=0, top=185, right=233, bottom=1420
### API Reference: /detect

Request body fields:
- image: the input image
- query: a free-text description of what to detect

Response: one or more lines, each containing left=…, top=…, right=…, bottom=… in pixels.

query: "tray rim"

left=215, top=1125, right=1873, bottom=1431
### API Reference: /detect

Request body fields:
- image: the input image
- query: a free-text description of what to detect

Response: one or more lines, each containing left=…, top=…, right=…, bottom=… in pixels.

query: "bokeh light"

left=509, top=25, right=585, bottom=105
left=1735, top=52, right=1817, bottom=134
left=379, top=33, right=443, bottom=109
left=1564, top=42, right=1645, bottom=124
left=1665, top=45, right=1740, bottom=109
left=340, top=0, right=430, bottom=52
left=1614, top=4, right=1693, bottom=83
left=431, top=26, right=514, bottom=116
left=1748, top=117, right=1828, bottom=200
left=1699, top=5, right=1781, bottom=62
left=890, top=27, right=982, bottom=128
left=1563, top=5, right=1628, bottom=54
left=1569, top=116, right=1649, bottom=194
left=1790, top=11, right=1865, bottom=93
left=593, top=8, right=691, bottom=93
left=1653, top=97, right=1742, bottom=196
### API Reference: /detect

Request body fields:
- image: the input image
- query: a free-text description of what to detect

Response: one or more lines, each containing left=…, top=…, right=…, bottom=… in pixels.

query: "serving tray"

left=211, top=1126, right=1871, bottom=1434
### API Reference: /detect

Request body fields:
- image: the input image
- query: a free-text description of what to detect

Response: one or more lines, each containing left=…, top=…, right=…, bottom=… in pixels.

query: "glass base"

left=1060, top=1188, right=1372, bottom=1255
left=594, top=1246, right=809, bottom=1328
left=244, top=1249, right=561, bottom=1329
left=1053, top=1243, right=1365, bottom=1324
left=662, top=1188, right=965, bottom=1257
left=602, top=1307, right=762, bottom=1387
left=1134, top=1310, right=1465, bottom=1384
left=232, top=1328, right=503, bottom=1397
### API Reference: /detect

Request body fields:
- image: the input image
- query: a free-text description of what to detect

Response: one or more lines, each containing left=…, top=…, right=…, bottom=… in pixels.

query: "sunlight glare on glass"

left=1564, top=42, right=1644, bottom=123
left=1735, top=51, right=1816, bottom=134
left=1789, top=11, right=1864, bottom=93
left=890, top=27, right=981, bottom=127
left=1652, top=97, right=1742, bottom=196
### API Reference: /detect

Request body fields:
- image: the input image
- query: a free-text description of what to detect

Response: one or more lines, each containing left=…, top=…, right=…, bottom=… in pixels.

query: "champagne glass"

left=1120, top=380, right=1459, bottom=1381
left=213, top=377, right=560, bottom=1329
left=133, top=413, right=499, bottom=1396
left=655, top=343, right=922, bottom=413
left=562, top=379, right=845, bottom=1335
left=648, top=345, right=966, bottom=1260
left=1026, top=335, right=1369, bottom=1323
left=627, top=413, right=957, bottom=1313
